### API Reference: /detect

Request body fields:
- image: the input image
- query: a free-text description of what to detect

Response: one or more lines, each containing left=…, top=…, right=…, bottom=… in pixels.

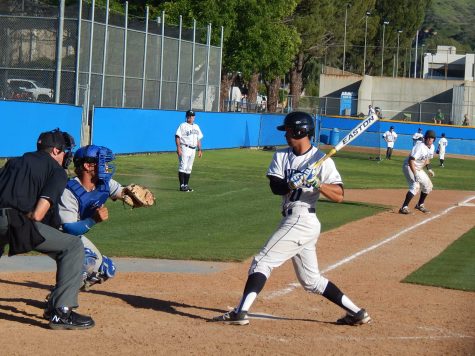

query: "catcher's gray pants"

left=34, top=222, right=84, bottom=310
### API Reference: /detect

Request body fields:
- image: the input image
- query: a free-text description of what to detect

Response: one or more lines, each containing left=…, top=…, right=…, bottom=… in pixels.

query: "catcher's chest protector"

left=67, top=179, right=109, bottom=219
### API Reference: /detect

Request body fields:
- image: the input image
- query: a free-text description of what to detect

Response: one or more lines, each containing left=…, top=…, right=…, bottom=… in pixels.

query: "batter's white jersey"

left=267, top=146, right=343, bottom=211
left=249, top=145, right=343, bottom=295
left=383, top=130, right=397, bottom=148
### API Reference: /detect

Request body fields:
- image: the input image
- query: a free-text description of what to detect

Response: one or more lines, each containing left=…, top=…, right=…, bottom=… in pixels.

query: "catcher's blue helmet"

left=74, top=145, right=115, bottom=183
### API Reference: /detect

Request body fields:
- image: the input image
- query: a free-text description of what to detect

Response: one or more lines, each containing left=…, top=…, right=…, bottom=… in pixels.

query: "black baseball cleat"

left=211, top=310, right=249, bottom=325
left=185, top=185, right=193, bottom=192
left=49, top=307, right=95, bottom=330
left=415, top=204, right=430, bottom=213
left=336, top=308, right=371, bottom=326
left=179, top=185, right=187, bottom=192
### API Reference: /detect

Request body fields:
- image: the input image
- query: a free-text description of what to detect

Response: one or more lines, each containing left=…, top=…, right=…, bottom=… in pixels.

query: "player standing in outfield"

left=399, top=130, right=436, bottom=215
left=383, top=126, right=398, bottom=160
left=175, top=110, right=203, bottom=192
left=412, top=128, right=423, bottom=146
left=0, top=129, right=95, bottom=330
left=437, top=133, right=448, bottom=167
left=212, top=112, right=371, bottom=326
left=56, top=145, right=123, bottom=292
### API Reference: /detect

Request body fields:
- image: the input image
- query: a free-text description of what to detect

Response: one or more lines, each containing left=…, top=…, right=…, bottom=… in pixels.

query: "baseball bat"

left=310, top=113, right=380, bottom=169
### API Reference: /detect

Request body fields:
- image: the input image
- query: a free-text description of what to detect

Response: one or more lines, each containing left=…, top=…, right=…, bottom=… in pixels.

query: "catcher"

left=57, top=145, right=154, bottom=291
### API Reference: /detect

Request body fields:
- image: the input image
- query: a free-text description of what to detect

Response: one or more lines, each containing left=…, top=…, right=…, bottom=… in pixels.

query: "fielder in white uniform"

left=399, top=130, right=436, bottom=214
left=212, top=112, right=371, bottom=326
left=412, top=128, right=423, bottom=146
left=383, top=126, right=398, bottom=159
left=58, top=145, right=124, bottom=290
left=175, top=110, right=203, bottom=192
left=437, top=133, right=448, bottom=167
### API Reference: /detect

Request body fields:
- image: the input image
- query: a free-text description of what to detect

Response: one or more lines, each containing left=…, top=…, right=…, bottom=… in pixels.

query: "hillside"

left=424, top=0, right=475, bottom=52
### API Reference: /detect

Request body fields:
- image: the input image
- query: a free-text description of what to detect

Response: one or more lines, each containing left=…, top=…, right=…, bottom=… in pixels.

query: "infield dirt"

left=1, top=189, right=474, bottom=355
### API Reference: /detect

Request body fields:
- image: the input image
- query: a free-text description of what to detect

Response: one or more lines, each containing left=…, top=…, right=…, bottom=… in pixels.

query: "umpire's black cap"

left=37, top=128, right=75, bottom=151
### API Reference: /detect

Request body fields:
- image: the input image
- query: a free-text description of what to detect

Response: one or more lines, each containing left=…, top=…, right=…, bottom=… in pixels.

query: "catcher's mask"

left=74, top=145, right=115, bottom=184
left=277, top=111, right=315, bottom=139
left=37, top=128, right=75, bottom=169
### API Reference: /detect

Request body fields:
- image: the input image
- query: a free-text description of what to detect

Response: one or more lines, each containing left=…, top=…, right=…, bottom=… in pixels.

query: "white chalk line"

left=266, top=194, right=475, bottom=300
left=250, top=195, right=475, bottom=340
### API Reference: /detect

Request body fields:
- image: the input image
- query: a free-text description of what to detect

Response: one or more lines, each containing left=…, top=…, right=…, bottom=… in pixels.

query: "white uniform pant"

left=403, top=165, right=433, bottom=195
left=178, top=146, right=196, bottom=174
left=249, top=208, right=328, bottom=294
left=439, top=149, right=446, bottom=160
left=81, top=235, right=102, bottom=273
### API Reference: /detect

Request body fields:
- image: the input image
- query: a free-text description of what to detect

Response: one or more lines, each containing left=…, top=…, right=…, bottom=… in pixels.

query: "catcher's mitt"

left=123, top=184, right=155, bottom=208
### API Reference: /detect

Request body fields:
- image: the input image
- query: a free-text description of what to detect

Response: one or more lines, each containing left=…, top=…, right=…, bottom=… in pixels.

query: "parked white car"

left=6, top=79, right=53, bottom=101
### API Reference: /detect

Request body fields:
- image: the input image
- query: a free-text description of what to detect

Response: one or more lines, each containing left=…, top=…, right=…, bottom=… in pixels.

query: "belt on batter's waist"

left=282, top=208, right=315, bottom=217
left=182, top=144, right=196, bottom=149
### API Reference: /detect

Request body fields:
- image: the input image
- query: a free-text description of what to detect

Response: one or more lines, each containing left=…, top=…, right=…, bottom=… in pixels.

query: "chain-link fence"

left=0, top=0, right=222, bottom=112
left=317, top=97, right=475, bottom=125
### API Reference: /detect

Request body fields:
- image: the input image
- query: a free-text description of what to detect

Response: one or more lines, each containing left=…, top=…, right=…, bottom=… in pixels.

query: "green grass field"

left=403, top=227, right=475, bottom=291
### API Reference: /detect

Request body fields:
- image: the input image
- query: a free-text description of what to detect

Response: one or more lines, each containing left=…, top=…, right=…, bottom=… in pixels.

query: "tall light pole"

left=395, top=29, right=403, bottom=77
left=363, top=11, right=370, bottom=75
left=342, top=3, right=351, bottom=73
left=420, top=44, right=425, bottom=78
left=414, top=29, right=419, bottom=78
left=380, top=20, right=389, bottom=76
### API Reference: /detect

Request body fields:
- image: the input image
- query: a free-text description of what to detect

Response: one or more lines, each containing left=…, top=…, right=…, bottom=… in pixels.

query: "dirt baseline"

left=1, top=189, right=474, bottom=355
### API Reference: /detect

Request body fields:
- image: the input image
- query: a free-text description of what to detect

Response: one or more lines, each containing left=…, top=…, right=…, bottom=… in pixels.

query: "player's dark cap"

left=390, top=126, right=394, bottom=130
left=186, top=110, right=195, bottom=117
left=441, top=133, right=446, bottom=137
left=277, top=111, right=315, bottom=139
left=418, top=127, right=422, bottom=132
left=37, top=128, right=75, bottom=151
left=424, top=130, right=436, bottom=139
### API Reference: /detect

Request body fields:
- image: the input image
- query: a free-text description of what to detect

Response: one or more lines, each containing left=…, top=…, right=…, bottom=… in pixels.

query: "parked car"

left=6, top=79, right=53, bottom=101
left=1, top=82, right=34, bottom=101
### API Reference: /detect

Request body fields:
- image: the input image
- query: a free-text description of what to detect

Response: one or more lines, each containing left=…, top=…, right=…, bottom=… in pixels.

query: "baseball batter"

left=212, top=112, right=371, bottom=326
left=175, top=110, right=203, bottom=192
left=437, top=133, right=448, bottom=167
left=58, top=145, right=123, bottom=290
left=399, top=130, right=436, bottom=214
left=383, top=126, right=398, bottom=159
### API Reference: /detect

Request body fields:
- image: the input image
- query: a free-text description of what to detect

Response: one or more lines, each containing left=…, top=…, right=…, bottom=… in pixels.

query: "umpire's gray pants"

left=34, top=222, right=84, bottom=309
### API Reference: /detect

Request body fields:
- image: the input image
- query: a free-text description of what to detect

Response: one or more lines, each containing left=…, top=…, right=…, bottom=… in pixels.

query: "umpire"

left=0, top=129, right=95, bottom=330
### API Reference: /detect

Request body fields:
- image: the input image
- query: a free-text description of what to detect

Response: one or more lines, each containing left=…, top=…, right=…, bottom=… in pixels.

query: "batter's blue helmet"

left=277, top=111, right=315, bottom=139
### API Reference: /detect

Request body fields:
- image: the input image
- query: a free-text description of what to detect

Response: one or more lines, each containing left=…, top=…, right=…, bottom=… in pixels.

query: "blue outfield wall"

left=92, top=108, right=287, bottom=153
left=318, top=116, right=475, bottom=156
left=2, top=101, right=473, bottom=158
left=0, top=101, right=82, bottom=157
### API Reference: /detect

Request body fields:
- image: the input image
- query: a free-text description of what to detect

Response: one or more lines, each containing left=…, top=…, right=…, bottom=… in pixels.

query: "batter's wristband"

left=426, top=163, right=432, bottom=170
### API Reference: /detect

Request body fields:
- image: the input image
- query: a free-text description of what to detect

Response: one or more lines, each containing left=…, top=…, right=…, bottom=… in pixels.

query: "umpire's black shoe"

left=49, top=307, right=95, bottom=330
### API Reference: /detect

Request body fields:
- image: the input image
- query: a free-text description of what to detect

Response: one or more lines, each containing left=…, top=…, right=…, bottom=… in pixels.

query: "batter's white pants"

left=178, top=145, right=196, bottom=174
left=403, top=164, right=433, bottom=195
left=249, top=208, right=329, bottom=294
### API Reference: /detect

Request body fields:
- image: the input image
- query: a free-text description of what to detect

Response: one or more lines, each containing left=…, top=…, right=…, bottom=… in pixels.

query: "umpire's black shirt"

left=0, top=151, right=67, bottom=255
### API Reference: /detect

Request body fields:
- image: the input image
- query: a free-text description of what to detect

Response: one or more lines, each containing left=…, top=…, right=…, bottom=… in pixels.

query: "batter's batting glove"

left=427, top=169, right=435, bottom=177
left=413, top=172, right=421, bottom=183
left=288, top=172, right=305, bottom=190
left=303, top=167, right=320, bottom=189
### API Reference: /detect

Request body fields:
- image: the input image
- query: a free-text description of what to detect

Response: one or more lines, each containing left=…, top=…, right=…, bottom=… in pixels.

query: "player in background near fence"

left=399, top=130, right=436, bottom=215
left=57, top=145, right=124, bottom=291
left=383, top=126, right=398, bottom=160
left=436, top=133, right=448, bottom=167
left=175, top=110, right=203, bottom=192
left=462, top=114, right=470, bottom=126
left=211, top=111, right=371, bottom=326
left=0, top=129, right=95, bottom=330
left=368, top=104, right=375, bottom=116
left=412, top=128, right=423, bottom=146
left=433, top=109, right=444, bottom=124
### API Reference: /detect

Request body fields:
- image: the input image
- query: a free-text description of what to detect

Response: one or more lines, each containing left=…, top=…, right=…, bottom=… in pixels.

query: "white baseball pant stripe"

left=178, top=146, right=196, bottom=174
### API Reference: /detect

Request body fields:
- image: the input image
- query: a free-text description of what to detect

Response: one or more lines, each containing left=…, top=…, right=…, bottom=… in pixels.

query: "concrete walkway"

left=0, top=256, right=233, bottom=274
